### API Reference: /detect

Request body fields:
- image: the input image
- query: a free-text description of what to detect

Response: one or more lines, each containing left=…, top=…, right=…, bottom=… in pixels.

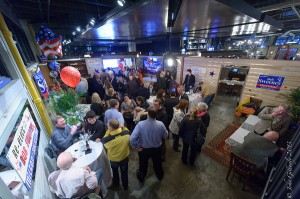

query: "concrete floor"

left=106, top=95, right=261, bottom=199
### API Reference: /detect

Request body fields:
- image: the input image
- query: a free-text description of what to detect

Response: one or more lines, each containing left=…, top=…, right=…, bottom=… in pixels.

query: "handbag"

left=193, top=120, right=206, bottom=146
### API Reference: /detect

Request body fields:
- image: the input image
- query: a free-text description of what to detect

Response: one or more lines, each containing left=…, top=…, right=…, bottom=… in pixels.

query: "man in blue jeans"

left=101, top=119, right=130, bottom=190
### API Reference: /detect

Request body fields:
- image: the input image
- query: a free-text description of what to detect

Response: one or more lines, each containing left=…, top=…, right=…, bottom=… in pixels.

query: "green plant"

left=49, top=90, right=84, bottom=125
left=283, top=88, right=300, bottom=120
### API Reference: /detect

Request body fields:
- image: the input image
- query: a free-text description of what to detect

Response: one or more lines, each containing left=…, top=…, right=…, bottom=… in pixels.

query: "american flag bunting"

left=35, top=24, right=62, bottom=58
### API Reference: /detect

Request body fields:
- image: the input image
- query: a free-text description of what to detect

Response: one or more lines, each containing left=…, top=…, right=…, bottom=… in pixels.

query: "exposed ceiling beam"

left=259, top=0, right=300, bottom=13
left=291, top=6, right=300, bottom=19
left=73, top=0, right=114, bottom=7
left=47, top=0, right=51, bottom=23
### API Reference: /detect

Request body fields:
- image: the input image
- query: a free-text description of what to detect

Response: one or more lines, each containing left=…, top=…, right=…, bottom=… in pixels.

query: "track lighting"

left=117, top=0, right=125, bottom=6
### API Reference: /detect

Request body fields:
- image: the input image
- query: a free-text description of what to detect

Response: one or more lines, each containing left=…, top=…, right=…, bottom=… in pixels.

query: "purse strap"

left=101, top=130, right=130, bottom=144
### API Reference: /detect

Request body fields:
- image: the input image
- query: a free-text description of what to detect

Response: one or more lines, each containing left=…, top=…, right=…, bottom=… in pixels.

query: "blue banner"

left=33, top=70, right=49, bottom=98
left=256, top=75, right=285, bottom=91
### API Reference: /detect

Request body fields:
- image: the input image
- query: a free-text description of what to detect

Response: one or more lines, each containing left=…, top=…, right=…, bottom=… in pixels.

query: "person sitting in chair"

left=233, top=131, right=279, bottom=169
left=254, top=104, right=292, bottom=137
left=48, top=152, right=103, bottom=198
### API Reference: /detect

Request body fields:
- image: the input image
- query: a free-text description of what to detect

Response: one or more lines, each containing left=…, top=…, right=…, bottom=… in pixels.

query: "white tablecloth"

left=147, top=93, right=203, bottom=108
left=0, top=170, right=23, bottom=191
left=66, top=141, right=112, bottom=194
left=219, top=80, right=245, bottom=86
left=241, top=115, right=261, bottom=132
left=143, top=77, right=157, bottom=83
left=225, top=127, right=250, bottom=146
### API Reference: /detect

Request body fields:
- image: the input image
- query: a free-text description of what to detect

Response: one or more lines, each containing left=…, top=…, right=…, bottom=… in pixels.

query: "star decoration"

left=209, top=71, right=215, bottom=77
left=95, top=69, right=99, bottom=73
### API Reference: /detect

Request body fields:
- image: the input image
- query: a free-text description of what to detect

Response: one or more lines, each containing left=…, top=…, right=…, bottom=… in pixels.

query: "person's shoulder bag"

left=193, top=119, right=206, bottom=146
left=101, top=129, right=130, bottom=144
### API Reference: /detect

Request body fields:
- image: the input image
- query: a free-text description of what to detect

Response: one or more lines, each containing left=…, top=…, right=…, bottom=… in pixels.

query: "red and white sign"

left=7, top=108, right=39, bottom=191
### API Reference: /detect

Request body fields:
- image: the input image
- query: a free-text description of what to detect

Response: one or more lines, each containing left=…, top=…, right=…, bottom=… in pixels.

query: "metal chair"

left=226, top=152, right=257, bottom=191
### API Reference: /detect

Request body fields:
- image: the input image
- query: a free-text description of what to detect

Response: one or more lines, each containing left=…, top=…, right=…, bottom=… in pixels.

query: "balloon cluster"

left=49, top=60, right=60, bottom=79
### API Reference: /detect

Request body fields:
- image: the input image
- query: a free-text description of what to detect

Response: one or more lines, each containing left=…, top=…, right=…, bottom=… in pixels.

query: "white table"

left=0, top=169, right=23, bottom=191
left=225, top=127, right=251, bottom=146
left=66, top=140, right=112, bottom=195
left=241, top=115, right=262, bottom=132
left=147, top=93, right=203, bottom=108
left=143, top=77, right=157, bottom=83
left=219, top=80, right=245, bottom=86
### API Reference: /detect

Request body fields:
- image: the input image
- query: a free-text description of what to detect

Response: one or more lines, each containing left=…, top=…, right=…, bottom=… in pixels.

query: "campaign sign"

left=33, top=69, right=49, bottom=98
left=256, top=75, right=285, bottom=91
left=6, top=108, right=39, bottom=191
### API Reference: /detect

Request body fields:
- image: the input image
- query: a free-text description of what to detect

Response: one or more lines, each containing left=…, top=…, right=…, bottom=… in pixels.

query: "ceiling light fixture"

left=117, top=0, right=125, bottom=6
left=72, top=31, right=76, bottom=35
left=76, top=26, right=81, bottom=32
left=90, top=18, right=95, bottom=26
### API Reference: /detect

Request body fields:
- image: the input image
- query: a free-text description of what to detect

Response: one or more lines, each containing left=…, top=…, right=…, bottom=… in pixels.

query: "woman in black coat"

left=178, top=107, right=205, bottom=166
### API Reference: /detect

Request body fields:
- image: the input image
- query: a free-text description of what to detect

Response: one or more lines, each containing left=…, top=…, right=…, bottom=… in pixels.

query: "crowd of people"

left=46, top=67, right=212, bottom=198
left=46, top=66, right=293, bottom=198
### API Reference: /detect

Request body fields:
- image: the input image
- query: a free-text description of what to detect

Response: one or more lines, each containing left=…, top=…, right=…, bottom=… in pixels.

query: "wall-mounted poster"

left=191, top=67, right=207, bottom=77
left=6, top=108, right=39, bottom=191
left=256, top=75, right=285, bottom=91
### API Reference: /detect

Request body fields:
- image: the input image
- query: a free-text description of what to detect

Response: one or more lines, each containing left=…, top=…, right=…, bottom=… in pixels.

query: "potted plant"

left=283, top=88, right=300, bottom=122
left=49, top=90, right=84, bottom=125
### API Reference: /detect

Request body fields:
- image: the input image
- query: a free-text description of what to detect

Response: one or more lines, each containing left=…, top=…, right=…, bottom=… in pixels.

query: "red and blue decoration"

left=209, top=71, right=215, bottom=77
left=35, top=24, right=62, bottom=58
left=60, top=66, right=81, bottom=88
left=33, top=70, right=49, bottom=98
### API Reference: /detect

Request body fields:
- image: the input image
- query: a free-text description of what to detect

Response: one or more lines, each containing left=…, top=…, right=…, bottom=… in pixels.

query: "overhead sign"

left=7, top=108, right=39, bottom=191
left=256, top=75, right=285, bottom=91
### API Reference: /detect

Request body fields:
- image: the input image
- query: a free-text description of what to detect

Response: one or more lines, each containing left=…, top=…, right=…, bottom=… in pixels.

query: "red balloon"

left=60, top=66, right=81, bottom=88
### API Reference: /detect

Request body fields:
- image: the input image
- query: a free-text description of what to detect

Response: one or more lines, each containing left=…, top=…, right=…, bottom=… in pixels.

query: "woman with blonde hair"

left=90, top=92, right=105, bottom=120
left=103, top=80, right=113, bottom=96
left=178, top=107, right=206, bottom=166
left=169, top=99, right=189, bottom=152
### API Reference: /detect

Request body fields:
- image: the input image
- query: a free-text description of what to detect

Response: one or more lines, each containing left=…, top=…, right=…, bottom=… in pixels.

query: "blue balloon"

left=49, top=61, right=58, bottom=70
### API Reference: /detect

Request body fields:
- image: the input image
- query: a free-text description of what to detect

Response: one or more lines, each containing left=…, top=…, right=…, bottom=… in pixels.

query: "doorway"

left=217, top=65, right=249, bottom=106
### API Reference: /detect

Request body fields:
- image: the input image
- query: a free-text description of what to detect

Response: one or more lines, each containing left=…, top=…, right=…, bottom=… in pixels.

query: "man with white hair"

left=255, top=104, right=292, bottom=137
left=48, top=152, right=103, bottom=198
left=233, top=131, right=279, bottom=169
left=177, top=85, right=189, bottom=101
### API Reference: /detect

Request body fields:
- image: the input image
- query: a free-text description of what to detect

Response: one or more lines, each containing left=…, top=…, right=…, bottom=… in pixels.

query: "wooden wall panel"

left=181, top=57, right=300, bottom=107
left=182, top=57, right=221, bottom=88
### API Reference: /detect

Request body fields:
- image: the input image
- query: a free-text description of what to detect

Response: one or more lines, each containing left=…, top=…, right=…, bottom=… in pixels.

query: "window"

left=3, top=15, right=36, bottom=67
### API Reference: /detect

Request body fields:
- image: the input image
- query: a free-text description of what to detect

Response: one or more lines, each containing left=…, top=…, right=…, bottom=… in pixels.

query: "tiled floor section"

left=105, top=95, right=261, bottom=199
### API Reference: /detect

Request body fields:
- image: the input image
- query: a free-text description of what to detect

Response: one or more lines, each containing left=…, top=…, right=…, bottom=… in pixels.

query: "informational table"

left=241, top=115, right=261, bottom=132
left=219, top=80, right=245, bottom=86
left=66, top=140, right=112, bottom=196
left=143, top=77, right=157, bottom=83
left=147, top=93, right=203, bottom=109
left=225, top=127, right=250, bottom=146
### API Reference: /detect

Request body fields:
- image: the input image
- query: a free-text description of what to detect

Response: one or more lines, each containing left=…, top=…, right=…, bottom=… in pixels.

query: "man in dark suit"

left=183, top=69, right=195, bottom=92
left=233, top=131, right=279, bottom=169
left=135, top=83, right=150, bottom=100
left=164, top=92, right=179, bottom=129
left=177, top=86, right=189, bottom=101
left=154, top=99, right=168, bottom=161
left=110, top=74, right=118, bottom=92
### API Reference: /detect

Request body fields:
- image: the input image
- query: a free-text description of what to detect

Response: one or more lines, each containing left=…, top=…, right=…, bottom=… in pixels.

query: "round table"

left=66, top=140, right=112, bottom=195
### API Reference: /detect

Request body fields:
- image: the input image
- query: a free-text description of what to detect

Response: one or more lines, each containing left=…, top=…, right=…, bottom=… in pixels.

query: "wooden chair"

left=226, top=152, right=257, bottom=191
left=231, top=84, right=243, bottom=97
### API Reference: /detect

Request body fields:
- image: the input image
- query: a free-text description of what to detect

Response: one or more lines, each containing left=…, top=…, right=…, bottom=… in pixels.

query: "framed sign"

left=6, top=107, right=39, bottom=191
left=256, top=75, right=285, bottom=91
